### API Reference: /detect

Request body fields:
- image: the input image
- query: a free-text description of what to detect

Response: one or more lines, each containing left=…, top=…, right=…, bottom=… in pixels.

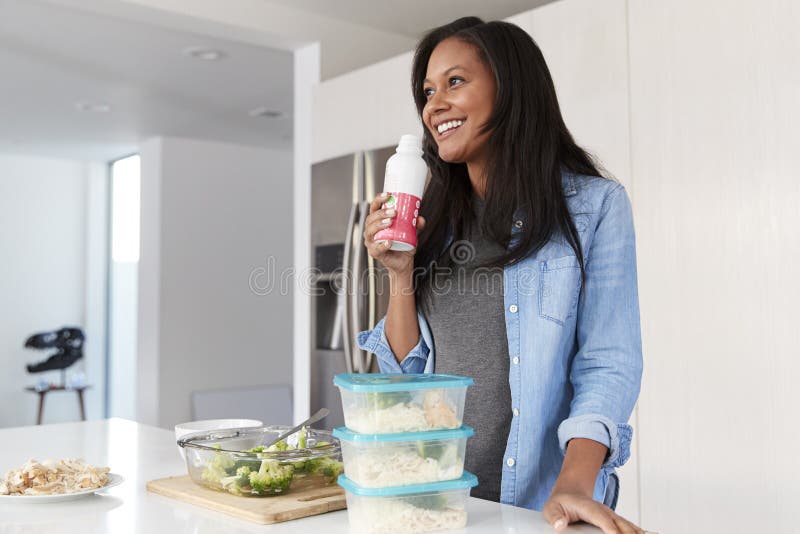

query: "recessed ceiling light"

left=74, top=101, right=111, bottom=113
left=248, top=106, right=284, bottom=118
left=183, top=46, right=226, bottom=61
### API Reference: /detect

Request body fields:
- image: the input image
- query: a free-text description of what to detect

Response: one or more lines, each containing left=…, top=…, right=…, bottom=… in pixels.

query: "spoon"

left=261, top=408, right=330, bottom=449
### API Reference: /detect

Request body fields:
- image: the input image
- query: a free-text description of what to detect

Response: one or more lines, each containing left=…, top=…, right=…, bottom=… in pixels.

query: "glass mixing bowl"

left=178, top=425, right=343, bottom=497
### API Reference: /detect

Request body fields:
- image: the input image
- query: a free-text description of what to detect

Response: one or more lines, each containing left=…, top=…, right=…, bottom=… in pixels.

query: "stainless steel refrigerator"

left=310, top=147, right=395, bottom=429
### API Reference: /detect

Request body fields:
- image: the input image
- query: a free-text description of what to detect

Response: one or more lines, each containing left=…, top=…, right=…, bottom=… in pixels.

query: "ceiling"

left=0, top=0, right=294, bottom=161
left=0, top=0, right=553, bottom=162
left=266, top=0, right=550, bottom=38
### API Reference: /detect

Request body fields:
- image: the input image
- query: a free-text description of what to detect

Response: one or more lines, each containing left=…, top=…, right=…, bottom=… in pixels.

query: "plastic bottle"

left=373, top=134, right=428, bottom=251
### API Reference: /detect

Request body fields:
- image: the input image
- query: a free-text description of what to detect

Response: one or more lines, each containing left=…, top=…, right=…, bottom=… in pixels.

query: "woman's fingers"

left=363, top=213, right=394, bottom=260
left=544, top=492, right=645, bottom=534
left=417, top=215, right=426, bottom=230
left=364, top=214, right=393, bottom=241
left=369, top=192, right=388, bottom=215
left=580, top=505, right=621, bottom=534
left=614, top=516, right=645, bottom=534
left=363, top=208, right=396, bottom=244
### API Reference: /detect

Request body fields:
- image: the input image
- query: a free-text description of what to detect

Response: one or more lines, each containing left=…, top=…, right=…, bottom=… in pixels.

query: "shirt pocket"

left=539, top=255, right=581, bottom=325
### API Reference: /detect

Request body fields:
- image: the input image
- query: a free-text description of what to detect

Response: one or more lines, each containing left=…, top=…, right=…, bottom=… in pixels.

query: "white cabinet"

left=628, top=1, right=800, bottom=532
left=312, top=53, right=420, bottom=164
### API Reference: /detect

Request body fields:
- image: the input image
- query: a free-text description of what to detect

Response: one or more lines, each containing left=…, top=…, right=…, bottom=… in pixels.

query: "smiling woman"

left=421, top=39, right=496, bottom=169
left=357, top=16, right=646, bottom=534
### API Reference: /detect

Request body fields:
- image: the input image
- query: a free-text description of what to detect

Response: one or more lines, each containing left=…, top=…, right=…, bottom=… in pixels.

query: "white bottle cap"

left=397, top=134, right=422, bottom=154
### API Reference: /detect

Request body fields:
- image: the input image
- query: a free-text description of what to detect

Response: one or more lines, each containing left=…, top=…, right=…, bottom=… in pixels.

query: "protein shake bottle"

left=373, top=134, right=428, bottom=251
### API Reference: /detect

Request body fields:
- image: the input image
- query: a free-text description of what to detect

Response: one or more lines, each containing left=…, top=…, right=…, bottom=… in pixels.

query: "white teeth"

left=437, top=120, right=463, bottom=134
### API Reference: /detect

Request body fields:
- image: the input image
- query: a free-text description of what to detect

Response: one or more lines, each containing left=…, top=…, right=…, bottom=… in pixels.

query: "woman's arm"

left=358, top=193, right=430, bottom=372
left=557, top=183, right=643, bottom=467
left=552, top=438, right=607, bottom=498
left=384, top=270, right=421, bottom=362
left=544, top=183, right=645, bottom=533
left=545, top=438, right=646, bottom=533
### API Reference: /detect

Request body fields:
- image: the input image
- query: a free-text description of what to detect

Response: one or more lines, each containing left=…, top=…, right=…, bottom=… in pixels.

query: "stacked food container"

left=333, top=373, right=477, bottom=533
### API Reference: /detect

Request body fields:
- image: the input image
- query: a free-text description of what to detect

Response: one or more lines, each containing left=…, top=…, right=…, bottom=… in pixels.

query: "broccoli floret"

left=366, top=391, right=412, bottom=409
left=297, top=427, right=308, bottom=449
left=321, top=461, right=343, bottom=479
left=410, top=493, right=448, bottom=510
left=248, top=460, right=295, bottom=495
left=219, top=476, right=242, bottom=494
left=230, top=458, right=261, bottom=474
left=416, top=441, right=448, bottom=460
left=266, top=440, right=289, bottom=452
left=201, top=452, right=236, bottom=485
left=234, top=465, right=253, bottom=486
left=217, top=465, right=255, bottom=496
left=292, top=460, right=307, bottom=470
left=303, top=456, right=343, bottom=481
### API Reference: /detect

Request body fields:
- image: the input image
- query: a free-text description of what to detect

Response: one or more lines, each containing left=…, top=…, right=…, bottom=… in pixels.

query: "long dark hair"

left=411, top=17, right=609, bottom=298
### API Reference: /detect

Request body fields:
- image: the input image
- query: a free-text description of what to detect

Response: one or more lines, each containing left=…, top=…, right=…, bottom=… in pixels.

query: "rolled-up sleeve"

left=557, top=184, right=643, bottom=469
left=356, top=312, right=431, bottom=374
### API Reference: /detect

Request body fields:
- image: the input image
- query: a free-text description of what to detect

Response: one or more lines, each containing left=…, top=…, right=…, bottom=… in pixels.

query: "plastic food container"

left=333, top=374, right=473, bottom=434
left=338, top=472, right=478, bottom=534
left=333, top=426, right=473, bottom=488
left=177, top=425, right=343, bottom=497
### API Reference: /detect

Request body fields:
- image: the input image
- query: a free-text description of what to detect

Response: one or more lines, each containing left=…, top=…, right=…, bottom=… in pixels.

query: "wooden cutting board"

left=146, top=475, right=346, bottom=524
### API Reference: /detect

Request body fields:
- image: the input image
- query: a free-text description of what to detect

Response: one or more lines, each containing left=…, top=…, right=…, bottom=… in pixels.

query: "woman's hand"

left=363, top=192, right=425, bottom=276
left=543, top=491, right=646, bottom=534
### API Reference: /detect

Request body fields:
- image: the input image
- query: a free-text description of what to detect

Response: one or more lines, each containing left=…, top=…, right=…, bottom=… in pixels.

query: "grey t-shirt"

left=420, top=195, right=512, bottom=502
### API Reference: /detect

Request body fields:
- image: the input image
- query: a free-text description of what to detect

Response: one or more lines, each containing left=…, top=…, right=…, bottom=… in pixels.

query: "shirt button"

left=514, top=219, right=523, bottom=229
left=512, top=356, right=520, bottom=365
left=506, top=457, right=516, bottom=467
left=509, top=304, right=518, bottom=313
left=513, top=408, right=519, bottom=416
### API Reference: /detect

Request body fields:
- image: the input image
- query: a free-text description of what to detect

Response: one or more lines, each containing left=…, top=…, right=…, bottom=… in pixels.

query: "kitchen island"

left=0, top=418, right=601, bottom=533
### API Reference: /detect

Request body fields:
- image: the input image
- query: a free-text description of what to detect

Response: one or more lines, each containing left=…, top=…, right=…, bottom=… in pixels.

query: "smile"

left=436, top=119, right=464, bottom=136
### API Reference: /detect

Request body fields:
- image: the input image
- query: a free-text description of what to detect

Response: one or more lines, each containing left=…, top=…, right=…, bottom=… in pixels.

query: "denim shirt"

left=357, top=172, right=643, bottom=511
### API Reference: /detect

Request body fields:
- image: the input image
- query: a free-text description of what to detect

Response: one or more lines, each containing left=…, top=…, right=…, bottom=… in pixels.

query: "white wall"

left=628, top=1, right=800, bottom=532
left=83, top=163, right=109, bottom=421
left=292, top=43, right=320, bottom=424
left=137, top=137, right=294, bottom=429
left=0, top=153, right=107, bottom=427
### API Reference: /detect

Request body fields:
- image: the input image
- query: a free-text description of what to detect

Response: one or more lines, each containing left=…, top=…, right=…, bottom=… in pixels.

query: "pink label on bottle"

left=374, top=192, right=421, bottom=250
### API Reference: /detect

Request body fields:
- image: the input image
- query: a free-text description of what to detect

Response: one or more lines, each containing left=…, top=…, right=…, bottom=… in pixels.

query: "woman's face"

left=422, top=38, right=496, bottom=165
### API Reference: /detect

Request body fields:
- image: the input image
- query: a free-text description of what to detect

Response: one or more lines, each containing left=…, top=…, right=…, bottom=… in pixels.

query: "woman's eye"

left=449, top=77, right=464, bottom=87
left=423, top=87, right=435, bottom=99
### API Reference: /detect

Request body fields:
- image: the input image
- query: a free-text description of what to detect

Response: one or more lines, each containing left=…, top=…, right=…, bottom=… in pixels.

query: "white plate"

left=0, top=473, right=124, bottom=503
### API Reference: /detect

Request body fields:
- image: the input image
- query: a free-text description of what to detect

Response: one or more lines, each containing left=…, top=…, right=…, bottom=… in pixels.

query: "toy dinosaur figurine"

left=24, top=326, right=85, bottom=374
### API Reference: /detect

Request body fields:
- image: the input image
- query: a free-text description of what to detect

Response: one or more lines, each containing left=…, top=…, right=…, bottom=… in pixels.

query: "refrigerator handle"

left=364, top=201, right=376, bottom=372
left=350, top=201, right=369, bottom=373
left=340, top=202, right=358, bottom=374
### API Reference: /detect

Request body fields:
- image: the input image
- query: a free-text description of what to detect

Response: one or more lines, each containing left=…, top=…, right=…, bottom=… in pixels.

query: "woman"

left=358, top=17, right=644, bottom=534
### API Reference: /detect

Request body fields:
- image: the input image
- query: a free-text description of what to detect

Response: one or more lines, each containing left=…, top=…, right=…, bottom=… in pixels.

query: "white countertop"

left=0, top=418, right=601, bottom=533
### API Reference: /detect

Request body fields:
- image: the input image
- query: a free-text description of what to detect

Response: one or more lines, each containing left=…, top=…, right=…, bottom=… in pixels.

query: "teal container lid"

left=333, top=373, right=473, bottom=392
left=333, top=425, right=474, bottom=443
left=337, top=472, right=478, bottom=497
